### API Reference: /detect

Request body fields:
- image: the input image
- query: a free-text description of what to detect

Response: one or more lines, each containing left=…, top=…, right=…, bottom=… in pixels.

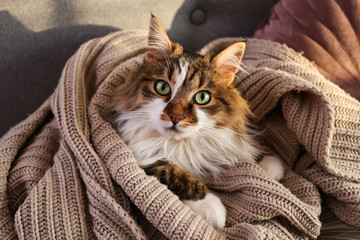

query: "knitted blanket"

left=1, top=30, right=359, bottom=240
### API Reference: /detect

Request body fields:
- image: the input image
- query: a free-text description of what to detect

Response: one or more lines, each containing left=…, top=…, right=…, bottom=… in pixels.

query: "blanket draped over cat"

left=1, top=30, right=359, bottom=239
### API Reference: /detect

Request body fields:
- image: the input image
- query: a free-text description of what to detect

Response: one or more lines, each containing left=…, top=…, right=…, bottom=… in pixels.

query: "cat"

left=109, top=15, right=285, bottom=229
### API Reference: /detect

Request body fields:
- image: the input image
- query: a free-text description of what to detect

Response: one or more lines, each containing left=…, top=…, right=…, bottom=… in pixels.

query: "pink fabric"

left=255, top=0, right=360, bottom=101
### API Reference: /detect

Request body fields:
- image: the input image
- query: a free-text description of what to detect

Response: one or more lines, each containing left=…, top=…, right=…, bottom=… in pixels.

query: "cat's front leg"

left=144, top=161, right=226, bottom=228
left=182, top=193, right=226, bottom=229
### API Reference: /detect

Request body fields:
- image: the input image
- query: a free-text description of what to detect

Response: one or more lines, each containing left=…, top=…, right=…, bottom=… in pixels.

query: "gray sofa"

left=1, top=0, right=359, bottom=239
left=0, top=0, right=277, bottom=136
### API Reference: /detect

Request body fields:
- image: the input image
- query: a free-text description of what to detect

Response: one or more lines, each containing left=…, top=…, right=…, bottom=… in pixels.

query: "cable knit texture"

left=0, top=30, right=359, bottom=239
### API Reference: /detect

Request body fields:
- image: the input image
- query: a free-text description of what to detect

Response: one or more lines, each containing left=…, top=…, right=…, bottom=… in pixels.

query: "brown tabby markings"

left=111, top=50, right=251, bottom=135
left=111, top=16, right=250, bottom=201
left=144, top=161, right=209, bottom=200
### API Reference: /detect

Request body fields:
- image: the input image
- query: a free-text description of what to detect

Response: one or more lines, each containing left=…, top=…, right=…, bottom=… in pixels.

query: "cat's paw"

left=258, top=155, right=285, bottom=181
left=182, top=193, right=226, bottom=228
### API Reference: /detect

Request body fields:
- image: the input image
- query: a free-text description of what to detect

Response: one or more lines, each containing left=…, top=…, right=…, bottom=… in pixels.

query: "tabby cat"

left=110, top=16, right=284, bottom=228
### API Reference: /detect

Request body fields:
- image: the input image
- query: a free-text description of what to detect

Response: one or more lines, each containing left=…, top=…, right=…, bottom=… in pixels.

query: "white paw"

left=258, top=155, right=285, bottom=181
left=182, top=193, right=226, bottom=228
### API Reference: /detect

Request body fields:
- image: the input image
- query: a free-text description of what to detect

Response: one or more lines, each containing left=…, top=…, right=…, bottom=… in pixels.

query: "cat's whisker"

left=239, top=63, right=250, bottom=75
left=151, top=60, right=168, bottom=70
left=202, top=127, right=241, bottom=149
left=233, top=63, right=251, bottom=100
left=119, top=110, right=150, bottom=116
left=204, top=124, right=262, bottom=138
left=247, top=124, right=268, bottom=136
left=115, top=117, right=149, bottom=127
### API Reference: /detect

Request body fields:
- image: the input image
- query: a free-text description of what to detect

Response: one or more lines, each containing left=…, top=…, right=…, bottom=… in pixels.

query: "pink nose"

left=168, top=112, right=185, bottom=124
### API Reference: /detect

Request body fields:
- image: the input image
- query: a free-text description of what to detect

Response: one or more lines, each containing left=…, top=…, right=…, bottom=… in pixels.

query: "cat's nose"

left=168, top=112, right=185, bottom=125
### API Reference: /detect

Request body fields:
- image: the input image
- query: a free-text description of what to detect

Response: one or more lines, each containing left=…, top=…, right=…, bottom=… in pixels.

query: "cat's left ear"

left=212, top=42, right=246, bottom=84
left=146, top=15, right=173, bottom=61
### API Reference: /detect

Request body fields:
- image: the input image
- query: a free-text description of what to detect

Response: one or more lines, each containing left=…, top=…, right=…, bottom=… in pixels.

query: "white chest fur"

left=115, top=101, right=261, bottom=179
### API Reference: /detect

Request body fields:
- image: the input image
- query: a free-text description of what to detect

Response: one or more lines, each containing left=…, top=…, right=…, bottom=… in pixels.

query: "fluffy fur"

left=110, top=17, right=258, bottom=179
left=182, top=193, right=226, bottom=229
left=109, top=16, right=284, bottom=228
left=114, top=101, right=261, bottom=179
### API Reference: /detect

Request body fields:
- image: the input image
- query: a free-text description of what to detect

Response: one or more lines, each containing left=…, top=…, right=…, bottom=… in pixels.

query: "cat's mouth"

left=163, top=124, right=185, bottom=139
left=160, top=120, right=194, bottom=139
left=169, top=125, right=180, bottom=132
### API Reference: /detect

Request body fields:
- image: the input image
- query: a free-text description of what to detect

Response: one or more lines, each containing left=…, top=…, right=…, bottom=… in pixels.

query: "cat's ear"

left=212, top=42, right=246, bottom=84
left=146, top=15, right=173, bottom=61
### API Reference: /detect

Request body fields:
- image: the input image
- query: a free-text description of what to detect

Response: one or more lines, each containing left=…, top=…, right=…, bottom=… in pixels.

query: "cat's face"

left=112, top=16, right=251, bottom=140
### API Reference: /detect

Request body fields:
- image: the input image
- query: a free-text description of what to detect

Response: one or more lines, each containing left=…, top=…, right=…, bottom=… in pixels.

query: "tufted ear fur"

left=212, top=42, right=246, bottom=84
left=146, top=15, right=173, bottom=61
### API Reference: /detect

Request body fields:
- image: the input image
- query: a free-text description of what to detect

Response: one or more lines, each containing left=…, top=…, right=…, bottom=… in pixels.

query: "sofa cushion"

left=0, top=0, right=277, bottom=136
left=255, top=0, right=360, bottom=101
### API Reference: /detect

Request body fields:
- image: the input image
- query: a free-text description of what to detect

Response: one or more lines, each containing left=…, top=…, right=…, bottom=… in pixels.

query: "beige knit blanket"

left=1, top=30, right=359, bottom=240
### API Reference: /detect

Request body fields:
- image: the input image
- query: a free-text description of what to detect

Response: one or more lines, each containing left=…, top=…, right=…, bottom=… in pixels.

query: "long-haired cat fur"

left=109, top=15, right=284, bottom=228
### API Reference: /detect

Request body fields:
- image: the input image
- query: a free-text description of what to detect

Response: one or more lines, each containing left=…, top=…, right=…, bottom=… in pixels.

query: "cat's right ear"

left=146, top=15, right=173, bottom=61
left=212, top=42, right=246, bottom=85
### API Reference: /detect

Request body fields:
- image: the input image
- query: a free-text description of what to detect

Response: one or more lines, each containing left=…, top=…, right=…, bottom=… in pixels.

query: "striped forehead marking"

left=171, top=60, right=189, bottom=100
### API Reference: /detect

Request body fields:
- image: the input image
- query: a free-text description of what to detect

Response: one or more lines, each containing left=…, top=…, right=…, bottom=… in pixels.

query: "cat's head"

left=113, top=16, right=251, bottom=140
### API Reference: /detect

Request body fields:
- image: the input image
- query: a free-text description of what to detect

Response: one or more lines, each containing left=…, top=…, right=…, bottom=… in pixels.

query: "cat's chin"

left=163, top=128, right=186, bottom=140
left=158, top=121, right=197, bottom=140
left=161, top=125, right=196, bottom=140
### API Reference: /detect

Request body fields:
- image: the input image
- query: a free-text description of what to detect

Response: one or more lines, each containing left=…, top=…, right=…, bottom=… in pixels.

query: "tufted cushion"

left=255, top=0, right=360, bottom=101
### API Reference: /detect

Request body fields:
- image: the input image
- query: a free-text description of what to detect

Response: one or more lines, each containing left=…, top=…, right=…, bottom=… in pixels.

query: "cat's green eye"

left=194, top=91, right=211, bottom=105
left=155, top=80, right=171, bottom=96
